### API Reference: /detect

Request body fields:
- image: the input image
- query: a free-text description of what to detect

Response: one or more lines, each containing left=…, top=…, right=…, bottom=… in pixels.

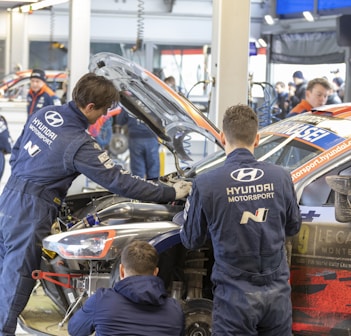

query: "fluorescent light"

left=258, top=38, right=267, bottom=48
left=303, top=11, right=314, bottom=22
left=264, top=14, right=275, bottom=25
left=11, top=0, right=68, bottom=13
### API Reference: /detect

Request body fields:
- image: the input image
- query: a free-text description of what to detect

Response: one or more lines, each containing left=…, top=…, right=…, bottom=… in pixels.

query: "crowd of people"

left=273, top=70, right=345, bottom=120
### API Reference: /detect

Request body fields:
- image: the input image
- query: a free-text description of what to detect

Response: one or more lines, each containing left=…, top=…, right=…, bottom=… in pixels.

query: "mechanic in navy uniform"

left=180, top=104, right=301, bottom=335
left=116, top=108, right=160, bottom=181
left=68, top=240, right=185, bottom=336
left=0, top=73, right=191, bottom=336
left=26, top=68, right=62, bottom=116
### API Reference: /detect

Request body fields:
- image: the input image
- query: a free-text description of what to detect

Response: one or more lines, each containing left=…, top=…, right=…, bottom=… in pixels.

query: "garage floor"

left=18, top=285, right=68, bottom=336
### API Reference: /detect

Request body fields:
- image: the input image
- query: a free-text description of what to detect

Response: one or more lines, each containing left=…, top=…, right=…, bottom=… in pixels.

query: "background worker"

left=26, top=68, right=62, bottom=116
left=290, top=70, right=307, bottom=108
left=0, top=73, right=191, bottom=336
left=68, top=240, right=185, bottom=336
left=164, top=75, right=185, bottom=95
left=274, top=81, right=289, bottom=119
left=287, top=77, right=331, bottom=117
left=180, top=104, right=301, bottom=335
left=116, top=108, right=160, bottom=181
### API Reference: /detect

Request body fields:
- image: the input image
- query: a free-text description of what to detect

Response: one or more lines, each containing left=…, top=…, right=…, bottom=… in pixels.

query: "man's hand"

left=173, top=180, right=192, bottom=200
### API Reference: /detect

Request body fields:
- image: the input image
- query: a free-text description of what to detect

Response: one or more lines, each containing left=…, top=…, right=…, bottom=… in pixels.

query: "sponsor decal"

left=292, top=222, right=351, bottom=270
left=45, top=111, right=64, bottom=127
left=93, top=142, right=101, bottom=150
left=262, top=122, right=344, bottom=149
left=98, top=152, right=109, bottom=164
left=240, top=208, right=269, bottom=224
left=231, top=168, right=264, bottom=182
left=227, top=183, right=275, bottom=202
left=104, top=159, right=115, bottom=169
left=24, top=140, right=41, bottom=157
left=30, top=117, right=58, bottom=146
left=291, top=138, right=351, bottom=182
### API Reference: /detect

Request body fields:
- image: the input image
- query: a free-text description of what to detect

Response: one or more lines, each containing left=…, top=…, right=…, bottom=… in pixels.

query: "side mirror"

left=326, top=175, right=351, bottom=222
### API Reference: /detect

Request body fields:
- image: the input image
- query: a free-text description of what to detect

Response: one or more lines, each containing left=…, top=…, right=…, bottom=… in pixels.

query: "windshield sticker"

left=262, top=122, right=344, bottom=149
left=291, top=138, right=351, bottom=182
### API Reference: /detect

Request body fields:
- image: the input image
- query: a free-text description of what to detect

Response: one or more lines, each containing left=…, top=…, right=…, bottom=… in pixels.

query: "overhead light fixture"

left=258, top=38, right=267, bottom=48
left=264, top=14, right=275, bottom=25
left=303, top=11, right=314, bottom=22
left=10, top=0, right=68, bottom=13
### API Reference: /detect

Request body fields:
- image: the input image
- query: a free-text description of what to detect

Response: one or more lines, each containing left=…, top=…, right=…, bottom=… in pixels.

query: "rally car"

left=18, top=53, right=351, bottom=336
left=0, top=70, right=67, bottom=103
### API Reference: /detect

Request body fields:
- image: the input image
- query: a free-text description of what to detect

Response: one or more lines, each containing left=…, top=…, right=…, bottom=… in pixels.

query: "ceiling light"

left=303, top=11, right=314, bottom=22
left=258, top=38, right=267, bottom=48
left=264, top=14, right=275, bottom=25
left=11, top=0, right=68, bottom=13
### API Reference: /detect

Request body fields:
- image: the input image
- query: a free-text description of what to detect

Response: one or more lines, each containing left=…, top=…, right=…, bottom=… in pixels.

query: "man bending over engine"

left=0, top=73, right=191, bottom=336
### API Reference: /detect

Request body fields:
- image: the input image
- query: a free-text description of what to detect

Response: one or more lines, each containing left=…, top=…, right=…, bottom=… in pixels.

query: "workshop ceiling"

left=0, top=1, right=32, bottom=11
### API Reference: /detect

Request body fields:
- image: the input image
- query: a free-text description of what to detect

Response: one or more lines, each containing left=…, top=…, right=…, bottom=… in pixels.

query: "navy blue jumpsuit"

left=180, top=148, right=301, bottom=336
left=116, top=109, right=160, bottom=180
left=0, top=102, right=175, bottom=336
left=68, top=275, right=185, bottom=336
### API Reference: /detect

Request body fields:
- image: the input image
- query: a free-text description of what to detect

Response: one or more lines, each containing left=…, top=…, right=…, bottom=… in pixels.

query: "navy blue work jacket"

left=68, top=275, right=185, bottom=336
left=180, top=148, right=301, bottom=277
left=10, top=102, right=175, bottom=202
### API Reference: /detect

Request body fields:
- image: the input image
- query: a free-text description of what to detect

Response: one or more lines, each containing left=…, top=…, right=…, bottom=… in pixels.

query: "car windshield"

left=254, top=134, right=322, bottom=171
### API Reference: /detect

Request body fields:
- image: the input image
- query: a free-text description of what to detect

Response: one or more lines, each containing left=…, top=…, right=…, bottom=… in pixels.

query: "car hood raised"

left=89, top=52, right=222, bottom=163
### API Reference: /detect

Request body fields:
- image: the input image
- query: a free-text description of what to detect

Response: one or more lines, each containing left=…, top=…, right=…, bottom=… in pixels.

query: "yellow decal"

left=298, top=224, right=309, bottom=254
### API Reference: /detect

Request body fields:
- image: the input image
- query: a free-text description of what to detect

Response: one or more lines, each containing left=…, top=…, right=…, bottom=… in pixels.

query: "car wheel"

left=182, top=298, right=213, bottom=336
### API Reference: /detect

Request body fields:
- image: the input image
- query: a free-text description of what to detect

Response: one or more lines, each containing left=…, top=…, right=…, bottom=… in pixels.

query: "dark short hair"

left=72, top=73, right=120, bottom=110
left=275, top=81, right=285, bottom=88
left=121, top=240, right=159, bottom=276
left=222, top=104, right=258, bottom=147
left=306, top=77, right=332, bottom=92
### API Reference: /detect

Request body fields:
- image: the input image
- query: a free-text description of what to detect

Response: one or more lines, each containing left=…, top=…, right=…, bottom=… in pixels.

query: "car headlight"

left=42, top=222, right=180, bottom=260
left=43, top=228, right=118, bottom=260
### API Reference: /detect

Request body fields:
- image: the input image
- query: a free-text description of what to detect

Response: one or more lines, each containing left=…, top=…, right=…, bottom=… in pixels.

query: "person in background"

left=286, top=81, right=296, bottom=112
left=290, top=71, right=307, bottom=108
left=68, top=240, right=185, bottom=336
left=27, top=69, right=62, bottom=116
left=116, top=108, right=160, bottom=181
left=164, top=76, right=185, bottom=95
left=287, top=77, right=331, bottom=117
left=0, top=115, right=12, bottom=181
left=326, top=81, right=342, bottom=105
left=0, top=73, right=191, bottom=336
left=274, top=81, right=289, bottom=119
left=332, top=77, right=345, bottom=102
left=179, top=104, right=301, bottom=336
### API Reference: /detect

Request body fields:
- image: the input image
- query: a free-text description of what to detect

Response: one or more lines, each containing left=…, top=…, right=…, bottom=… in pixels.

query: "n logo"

left=240, top=208, right=269, bottom=224
left=24, top=141, right=41, bottom=157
